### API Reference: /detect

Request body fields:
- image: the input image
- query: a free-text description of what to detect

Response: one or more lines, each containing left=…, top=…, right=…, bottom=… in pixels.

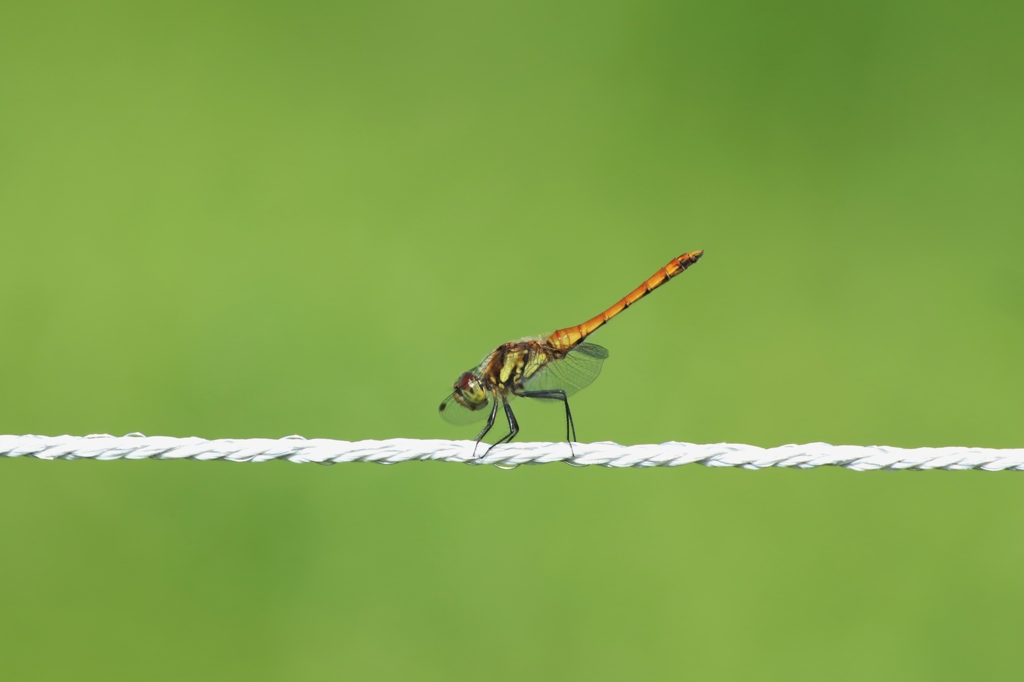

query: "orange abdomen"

left=547, top=250, right=703, bottom=350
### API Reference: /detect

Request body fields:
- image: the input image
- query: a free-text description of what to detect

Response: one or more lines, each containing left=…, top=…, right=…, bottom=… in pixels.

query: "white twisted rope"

left=1, top=434, right=1022, bottom=470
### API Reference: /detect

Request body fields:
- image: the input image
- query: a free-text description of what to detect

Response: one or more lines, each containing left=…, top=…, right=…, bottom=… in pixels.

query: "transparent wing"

left=521, top=342, right=609, bottom=397
left=439, top=391, right=491, bottom=425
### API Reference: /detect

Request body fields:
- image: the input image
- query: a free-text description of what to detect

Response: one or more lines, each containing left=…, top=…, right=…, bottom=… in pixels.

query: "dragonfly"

left=439, top=250, right=704, bottom=456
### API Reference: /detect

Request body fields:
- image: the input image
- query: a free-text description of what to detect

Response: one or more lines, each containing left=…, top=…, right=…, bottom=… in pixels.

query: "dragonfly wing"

left=521, top=342, right=609, bottom=397
left=439, top=391, right=491, bottom=425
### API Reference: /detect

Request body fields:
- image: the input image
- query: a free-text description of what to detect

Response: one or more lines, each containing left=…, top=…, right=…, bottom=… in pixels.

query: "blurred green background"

left=1, top=1, right=1022, bottom=679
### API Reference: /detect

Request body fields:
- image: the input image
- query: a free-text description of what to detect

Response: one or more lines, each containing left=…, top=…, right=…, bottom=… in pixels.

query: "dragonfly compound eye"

left=454, top=372, right=488, bottom=409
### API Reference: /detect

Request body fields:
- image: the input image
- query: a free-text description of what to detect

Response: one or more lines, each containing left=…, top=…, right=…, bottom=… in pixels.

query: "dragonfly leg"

left=484, top=396, right=519, bottom=455
left=473, top=398, right=500, bottom=458
left=514, top=389, right=576, bottom=458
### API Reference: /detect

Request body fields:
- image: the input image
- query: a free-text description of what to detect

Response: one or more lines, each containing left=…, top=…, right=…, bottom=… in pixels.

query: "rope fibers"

left=2, top=434, right=1022, bottom=471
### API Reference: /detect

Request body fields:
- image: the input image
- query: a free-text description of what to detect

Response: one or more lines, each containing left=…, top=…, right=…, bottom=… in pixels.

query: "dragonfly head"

left=452, top=371, right=488, bottom=410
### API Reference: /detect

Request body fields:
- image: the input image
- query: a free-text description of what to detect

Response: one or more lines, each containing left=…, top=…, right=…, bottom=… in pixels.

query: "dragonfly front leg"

left=473, top=397, right=500, bottom=458
left=514, top=389, right=576, bottom=456
left=484, top=396, right=519, bottom=455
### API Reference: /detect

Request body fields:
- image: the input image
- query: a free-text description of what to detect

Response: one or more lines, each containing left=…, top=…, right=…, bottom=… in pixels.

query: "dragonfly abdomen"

left=547, top=250, right=703, bottom=350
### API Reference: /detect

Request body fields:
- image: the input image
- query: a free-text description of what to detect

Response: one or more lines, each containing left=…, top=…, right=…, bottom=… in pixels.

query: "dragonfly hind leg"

left=514, top=389, right=577, bottom=458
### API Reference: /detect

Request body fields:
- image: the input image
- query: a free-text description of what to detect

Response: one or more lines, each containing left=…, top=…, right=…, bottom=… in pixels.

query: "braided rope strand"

left=1, top=434, right=1022, bottom=470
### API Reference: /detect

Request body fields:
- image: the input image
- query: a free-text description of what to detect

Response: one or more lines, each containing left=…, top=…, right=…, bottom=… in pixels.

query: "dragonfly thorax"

left=452, top=371, right=488, bottom=410
left=485, top=340, right=552, bottom=390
